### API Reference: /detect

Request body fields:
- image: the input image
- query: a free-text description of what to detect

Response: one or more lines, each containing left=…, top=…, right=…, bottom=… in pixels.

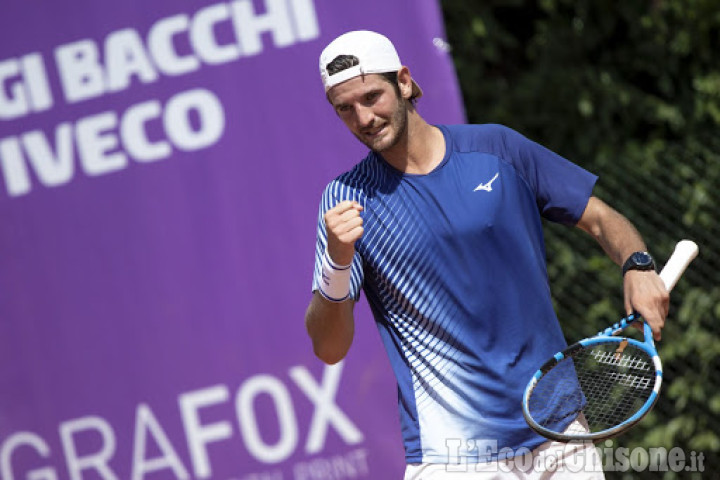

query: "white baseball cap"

left=319, top=30, right=423, bottom=98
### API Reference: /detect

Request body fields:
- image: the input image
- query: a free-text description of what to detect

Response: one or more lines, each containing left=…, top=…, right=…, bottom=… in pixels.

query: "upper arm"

left=574, top=196, right=646, bottom=266
left=575, top=196, right=630, bottom=238
left=575, top=196, right=606, bottom=237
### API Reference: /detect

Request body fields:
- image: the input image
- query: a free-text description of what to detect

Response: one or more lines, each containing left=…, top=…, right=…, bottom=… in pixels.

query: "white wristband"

left=318, top=250, right=352, bottom=302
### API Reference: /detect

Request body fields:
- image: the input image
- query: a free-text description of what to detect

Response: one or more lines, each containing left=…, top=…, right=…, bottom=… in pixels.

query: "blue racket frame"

left=522, top=314, right=663, bottom=442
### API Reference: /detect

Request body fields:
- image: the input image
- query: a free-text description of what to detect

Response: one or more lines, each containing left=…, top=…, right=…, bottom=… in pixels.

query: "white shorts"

left=404, top=418, right=605, bottom=480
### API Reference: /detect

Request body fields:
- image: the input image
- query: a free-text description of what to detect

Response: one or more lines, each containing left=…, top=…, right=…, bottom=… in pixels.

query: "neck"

left=381, top=111, right=445, bottom=175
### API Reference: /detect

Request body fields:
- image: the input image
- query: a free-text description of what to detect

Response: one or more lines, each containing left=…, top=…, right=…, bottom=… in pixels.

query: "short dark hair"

left=325, top=55, right=416, bottom=104
left=325, top=54, right=359, bottom=76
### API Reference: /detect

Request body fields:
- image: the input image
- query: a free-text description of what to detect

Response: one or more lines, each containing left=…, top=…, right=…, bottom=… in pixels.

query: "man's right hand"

left=324, top=200, right=364, bottom=266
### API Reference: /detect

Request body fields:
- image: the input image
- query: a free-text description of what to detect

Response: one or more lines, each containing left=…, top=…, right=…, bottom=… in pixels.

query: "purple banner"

left=0, top=1, right=464, bottom=479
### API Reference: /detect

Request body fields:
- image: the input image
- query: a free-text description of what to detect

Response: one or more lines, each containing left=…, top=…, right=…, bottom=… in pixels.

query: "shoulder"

left=441, top=123, right=528, bottom=157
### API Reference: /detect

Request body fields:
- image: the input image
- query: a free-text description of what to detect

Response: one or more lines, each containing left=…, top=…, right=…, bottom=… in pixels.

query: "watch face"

left=632, top=252, right=653, bottom=267
left=623, top=251, right=655, bottom=276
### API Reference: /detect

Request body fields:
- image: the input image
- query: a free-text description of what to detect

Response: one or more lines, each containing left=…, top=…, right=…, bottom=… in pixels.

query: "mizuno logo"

left=474, top=173, right=499, bottom=192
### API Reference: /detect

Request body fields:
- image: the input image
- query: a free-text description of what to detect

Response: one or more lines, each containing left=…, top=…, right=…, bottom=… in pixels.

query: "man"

left=305, top=30, right=669, bottom=478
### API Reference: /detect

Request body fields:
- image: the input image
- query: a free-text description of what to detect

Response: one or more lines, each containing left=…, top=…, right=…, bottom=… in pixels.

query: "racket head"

left=522, top=334, right=662, bottom=442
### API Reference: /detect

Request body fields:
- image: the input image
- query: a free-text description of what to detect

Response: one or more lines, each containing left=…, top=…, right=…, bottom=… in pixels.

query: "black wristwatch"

left=622, top=251, right=656, bottom=276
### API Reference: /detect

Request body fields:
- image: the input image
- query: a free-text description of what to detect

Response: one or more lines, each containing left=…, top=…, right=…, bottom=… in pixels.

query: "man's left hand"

left=623, top=270, right=670, bottom=341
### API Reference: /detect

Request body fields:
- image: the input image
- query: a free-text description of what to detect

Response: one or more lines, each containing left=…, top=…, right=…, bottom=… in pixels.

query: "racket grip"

left=658, top=240, right=699, bottom=292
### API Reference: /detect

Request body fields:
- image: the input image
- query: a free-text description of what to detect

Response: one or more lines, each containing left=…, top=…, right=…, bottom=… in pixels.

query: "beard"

left=356, top=96, right=408, bottom=153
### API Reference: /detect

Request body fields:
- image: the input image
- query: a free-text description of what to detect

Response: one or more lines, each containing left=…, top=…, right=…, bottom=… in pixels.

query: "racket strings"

left=527, top=342, right=657, bottom=435
left=578, top=344, right=655, bottom=430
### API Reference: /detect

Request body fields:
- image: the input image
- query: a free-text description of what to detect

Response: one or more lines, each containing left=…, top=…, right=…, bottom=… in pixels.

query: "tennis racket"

left=522, top=240, right=699, bottom=442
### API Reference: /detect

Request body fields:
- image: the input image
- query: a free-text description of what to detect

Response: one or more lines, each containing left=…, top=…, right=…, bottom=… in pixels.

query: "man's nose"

left=355, top=104, right=374, bottom=127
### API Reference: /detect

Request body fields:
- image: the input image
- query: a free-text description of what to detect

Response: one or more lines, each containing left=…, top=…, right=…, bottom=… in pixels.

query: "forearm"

left=576, top=196, right=669, bottom=339
left=305, top=292, right=355, bottom=364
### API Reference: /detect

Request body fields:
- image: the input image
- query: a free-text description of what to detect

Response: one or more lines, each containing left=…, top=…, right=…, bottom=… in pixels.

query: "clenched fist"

left=324, top=200, right=364, bottom=266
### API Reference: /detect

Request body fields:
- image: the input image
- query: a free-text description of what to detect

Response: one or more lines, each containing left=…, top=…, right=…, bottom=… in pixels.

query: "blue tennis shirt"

left=312, top=124, right=597, bottom=463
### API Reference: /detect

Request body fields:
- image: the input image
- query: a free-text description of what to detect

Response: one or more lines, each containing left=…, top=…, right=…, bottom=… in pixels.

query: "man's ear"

left=397, top=67, right=413, bottom=99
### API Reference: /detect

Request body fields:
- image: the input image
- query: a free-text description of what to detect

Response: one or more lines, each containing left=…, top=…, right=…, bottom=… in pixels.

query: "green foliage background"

left=440, top=1, right=719, bottom=478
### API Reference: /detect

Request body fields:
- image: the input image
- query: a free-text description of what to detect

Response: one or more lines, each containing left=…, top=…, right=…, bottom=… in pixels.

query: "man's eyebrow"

left=329, top=83, right=385, bottom=109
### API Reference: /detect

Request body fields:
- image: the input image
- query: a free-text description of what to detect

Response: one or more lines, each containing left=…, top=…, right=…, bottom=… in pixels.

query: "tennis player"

left=305, top=30, right=669, bottom=479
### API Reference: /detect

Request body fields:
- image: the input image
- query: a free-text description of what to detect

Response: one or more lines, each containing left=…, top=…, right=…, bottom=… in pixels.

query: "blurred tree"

left=441, top=0, right=720, bottom=478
